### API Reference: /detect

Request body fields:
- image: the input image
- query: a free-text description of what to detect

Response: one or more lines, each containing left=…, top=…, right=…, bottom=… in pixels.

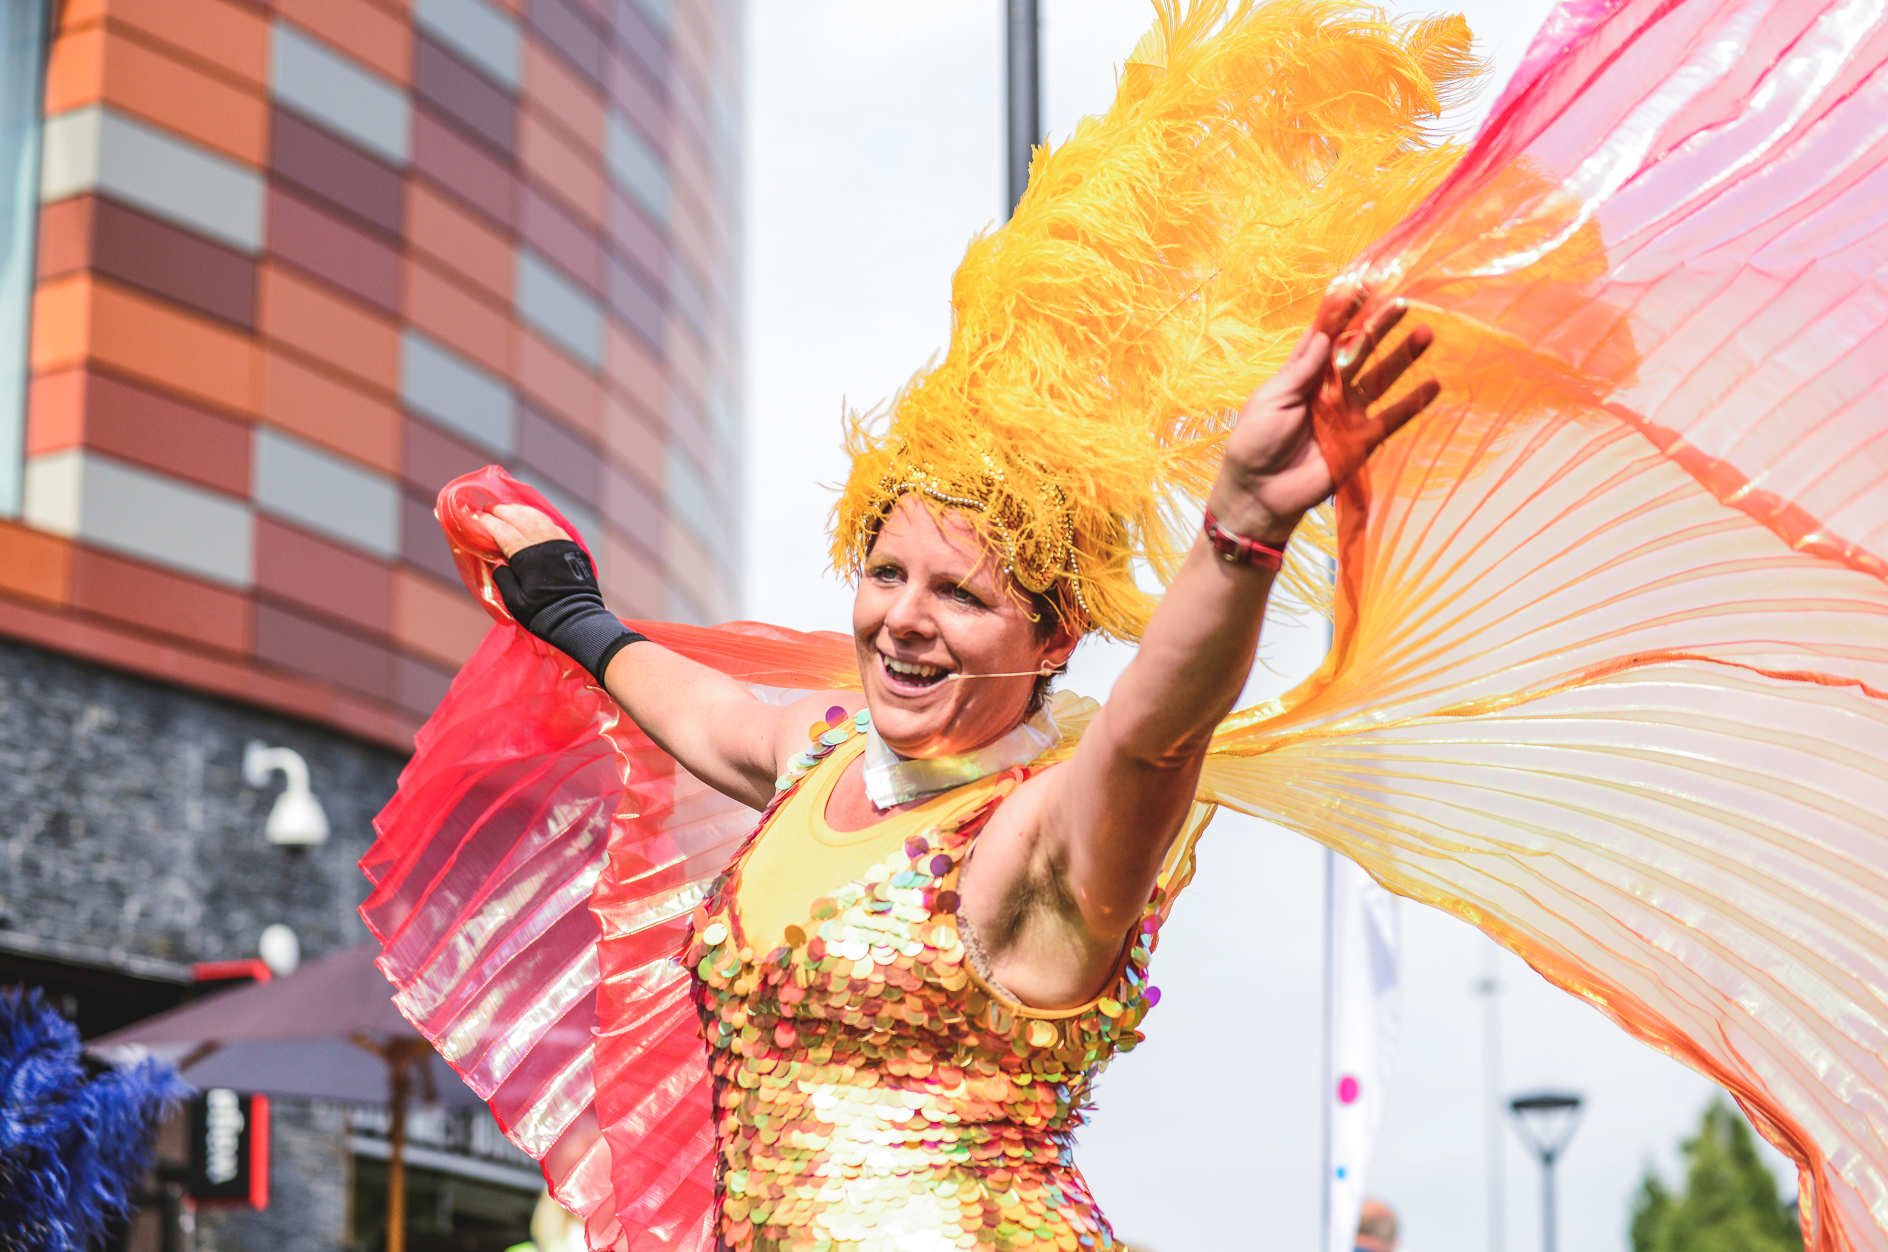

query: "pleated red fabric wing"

left=362, top=468, right=858, bottom=1250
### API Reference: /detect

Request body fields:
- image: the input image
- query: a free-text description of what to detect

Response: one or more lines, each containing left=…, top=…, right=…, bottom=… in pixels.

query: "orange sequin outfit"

left=683, top=712, right=1160, bottom=1251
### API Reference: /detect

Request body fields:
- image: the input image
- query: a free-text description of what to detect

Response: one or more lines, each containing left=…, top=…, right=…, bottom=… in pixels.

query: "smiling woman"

left=375, top=2, right=1465, bottom=1245
left=365, top=0, right=1888, bottom=1249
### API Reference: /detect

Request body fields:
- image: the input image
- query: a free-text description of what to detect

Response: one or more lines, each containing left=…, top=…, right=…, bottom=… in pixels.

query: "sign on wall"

left=186, top=1088, right=269, bottom=1209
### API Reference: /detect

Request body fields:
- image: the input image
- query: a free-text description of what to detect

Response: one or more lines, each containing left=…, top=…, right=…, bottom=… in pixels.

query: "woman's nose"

left=881, top=583, right=934, bottom=637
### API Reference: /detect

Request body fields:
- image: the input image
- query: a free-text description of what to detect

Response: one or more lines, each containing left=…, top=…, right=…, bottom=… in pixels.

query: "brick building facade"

left=0, top=0, right=744, bottom=1244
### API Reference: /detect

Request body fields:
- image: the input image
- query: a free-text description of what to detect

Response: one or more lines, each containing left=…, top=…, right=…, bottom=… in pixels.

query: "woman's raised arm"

left=476, top=504, right=845, bottom=811
left=973, top=290, right=1439, bottom=1003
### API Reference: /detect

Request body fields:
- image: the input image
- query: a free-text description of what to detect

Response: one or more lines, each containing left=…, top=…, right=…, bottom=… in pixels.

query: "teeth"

left=884, top=657, right=944, bottom=679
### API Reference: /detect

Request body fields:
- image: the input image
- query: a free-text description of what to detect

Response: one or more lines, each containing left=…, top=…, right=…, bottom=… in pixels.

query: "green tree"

left=1631, top=1099, right=1801, bottom=1252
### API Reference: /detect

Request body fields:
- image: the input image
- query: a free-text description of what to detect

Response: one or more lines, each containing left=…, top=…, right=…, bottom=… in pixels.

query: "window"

left=0, top=0, right=47, bottom=516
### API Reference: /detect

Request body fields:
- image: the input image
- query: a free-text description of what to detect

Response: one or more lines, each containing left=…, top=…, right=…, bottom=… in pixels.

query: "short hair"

left=1358, top=1200, right=1398, bottom=1244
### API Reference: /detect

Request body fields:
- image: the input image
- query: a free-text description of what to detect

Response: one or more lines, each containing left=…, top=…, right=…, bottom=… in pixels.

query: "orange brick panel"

left=663, top=518, right=727, bottom=624
left=664, top=313, right=708, bottom=406
left=668, top=198, right=713, bottom=303
left=33, top=276, right=258, bottom=416
left=518, top=111, right=603, bottom=228
left=603, top=399, right=661, bottom=496
left=604, top=321, right=666, bottom=428
left=276, top=0, right=412, bottom=85
left=102, top=0, right=270, bottom=88
left=0, top=594, right=420, bottom=748
left=254, top=600, right=396, bottom=701
left=599, top=529, right=662, bottom=620
left=78, top=26, right=268, bottom=164
left=516, top=326, right=603, bottom=437
left=42, top=25, right=105, bottom=114
left=260, top=350, right=401, bottom=474
left=395, top=653, right=454, bottom=719
left=46, top=195, right=257, bottom=330
left=71, top=544, right=251, bottom=653
left=24, top=369, right=83, bottom=455
left=403, top=415, right=493, bottom=497
left=391, top=567, right=491, bottom=668
left=0, top=521, right=74, bottom=606
left=400, top=489, right=461, bottom=585
left=606, top=185, right=668, bottom=291
left=523, top=41, right=603, bottom=157
left=269, top=187, right=400, bottom=316
left=258, top=263, right=401, bottom=395
left=404, top=180, right=515, bottom=304
left=32, top=369, right=252, bottom=496
left=34, top=196, right=92, bottom=283
left=255, top=515, right=394, bottom=635
left=403, top=257, right=512, bottom=371
left=605, top=45, right=667, bottom=159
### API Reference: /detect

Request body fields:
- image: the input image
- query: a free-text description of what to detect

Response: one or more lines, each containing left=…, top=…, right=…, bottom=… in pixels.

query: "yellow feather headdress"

left=831, top=0, right=1481, bottom=639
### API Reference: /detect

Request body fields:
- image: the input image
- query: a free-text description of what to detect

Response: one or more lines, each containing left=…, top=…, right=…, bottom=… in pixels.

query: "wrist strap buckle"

left=1203, top=508, right=1288, bottom=571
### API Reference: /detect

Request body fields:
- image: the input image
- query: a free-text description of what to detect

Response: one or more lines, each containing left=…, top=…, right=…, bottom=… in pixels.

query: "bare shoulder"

left=768, top=690, right=869, bottom=774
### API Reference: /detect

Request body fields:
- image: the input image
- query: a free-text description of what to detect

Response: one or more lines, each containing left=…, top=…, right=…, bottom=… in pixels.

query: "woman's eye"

left=946, top=585, right=983, bottom=607
left=867, top=564, right=902, bottom=584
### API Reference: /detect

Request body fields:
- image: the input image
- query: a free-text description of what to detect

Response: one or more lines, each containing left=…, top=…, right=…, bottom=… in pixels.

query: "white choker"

left=861, top=706, right=1062, bottom=809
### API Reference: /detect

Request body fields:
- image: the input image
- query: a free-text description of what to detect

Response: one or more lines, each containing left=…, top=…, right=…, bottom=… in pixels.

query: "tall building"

left=0, top=0, right=742, bottom=1243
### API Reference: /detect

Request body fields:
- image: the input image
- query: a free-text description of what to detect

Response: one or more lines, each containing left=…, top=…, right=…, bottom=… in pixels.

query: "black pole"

left=1005, top=0, right=1040, bottom=214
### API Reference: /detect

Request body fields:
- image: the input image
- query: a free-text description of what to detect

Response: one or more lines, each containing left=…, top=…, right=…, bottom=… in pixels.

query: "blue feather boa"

left=0, top=986, right=190, bottom=1252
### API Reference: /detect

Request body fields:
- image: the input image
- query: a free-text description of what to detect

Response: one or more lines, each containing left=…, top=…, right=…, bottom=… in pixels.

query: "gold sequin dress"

left=682, top=711, right=1162, bottom=1251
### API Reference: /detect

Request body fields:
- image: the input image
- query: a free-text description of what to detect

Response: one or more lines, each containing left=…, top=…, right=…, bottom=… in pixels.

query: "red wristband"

left=1203, top=508, right=1288, bottom=571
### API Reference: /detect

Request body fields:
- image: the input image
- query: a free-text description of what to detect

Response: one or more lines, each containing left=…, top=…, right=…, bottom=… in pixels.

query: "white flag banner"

left=1325, top=853, right=1402, bottom=1252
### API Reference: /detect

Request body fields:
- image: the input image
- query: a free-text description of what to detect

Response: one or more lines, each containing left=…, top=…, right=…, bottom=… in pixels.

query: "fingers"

left=490, top=503, right=572, bottom=547
left=1336, top=301, right=1408, bottom=384
left=1312, top=284, right=1368, bottom=342
left=1368, top=376, right=1441, bottom=442
left=1277, top=330, right=1332, bottom=392
left=1351, top=323, right=1433, bottom=403
left=472, top=510, right=528, bottom=557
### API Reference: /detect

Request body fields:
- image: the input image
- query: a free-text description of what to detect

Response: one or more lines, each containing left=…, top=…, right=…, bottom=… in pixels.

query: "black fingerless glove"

left=492, top=540, right=646, bottom=684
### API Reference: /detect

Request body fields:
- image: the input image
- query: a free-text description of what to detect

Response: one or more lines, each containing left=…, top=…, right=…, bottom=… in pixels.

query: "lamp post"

left=1508, top=1092, right=1583, bottom=1252
left=1005, top=0, right=1040, bottom=215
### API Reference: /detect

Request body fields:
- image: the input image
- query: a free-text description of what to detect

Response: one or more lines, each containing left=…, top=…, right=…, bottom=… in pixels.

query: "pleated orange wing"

left=1207, top=3, right=1888, bottom=1248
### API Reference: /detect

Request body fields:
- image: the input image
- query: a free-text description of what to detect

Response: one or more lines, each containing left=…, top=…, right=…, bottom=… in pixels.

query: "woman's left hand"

left=1209, top=287, right=1439, bottom=543
left=474, top=503, right=572, bottom=558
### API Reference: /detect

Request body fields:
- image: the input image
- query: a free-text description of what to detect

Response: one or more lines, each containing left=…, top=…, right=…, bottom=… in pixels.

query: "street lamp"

left=1509, top=1091, right=1583, bottom=1252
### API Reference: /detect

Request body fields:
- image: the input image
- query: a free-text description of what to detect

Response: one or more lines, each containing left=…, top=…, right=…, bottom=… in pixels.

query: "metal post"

left=1320, top=844, right=1336, bottom=1249
left=1542, top=1152, right=1557, bottom=1252
left=1005, top=0, right=1040, bottom=214
left=387, top=1049, right=411, bottom=1252
left=1476, top=943, right=1506, bottom=1252
left=1508, top=1093, right=1582, bottom=1252
left=1319, top=584, right=1339, bottom=1251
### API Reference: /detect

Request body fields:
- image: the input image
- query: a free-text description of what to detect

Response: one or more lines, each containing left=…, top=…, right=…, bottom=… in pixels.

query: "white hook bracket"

left=243, top=742, right=330, bottom=846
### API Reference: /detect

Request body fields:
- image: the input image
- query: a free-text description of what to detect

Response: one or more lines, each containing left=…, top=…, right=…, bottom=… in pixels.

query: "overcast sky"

left=739, top=5, right=1796, bottom=1250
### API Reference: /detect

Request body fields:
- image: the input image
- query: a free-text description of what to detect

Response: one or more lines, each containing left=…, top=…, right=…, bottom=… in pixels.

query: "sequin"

left=685, top=712, right=1166, bottom=1251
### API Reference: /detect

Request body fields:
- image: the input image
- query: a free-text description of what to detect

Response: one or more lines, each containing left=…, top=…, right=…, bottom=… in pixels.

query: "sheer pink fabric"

left=367, top=1, right=1888, bottom=1247
left=362, top=468, right=857, bottom=1249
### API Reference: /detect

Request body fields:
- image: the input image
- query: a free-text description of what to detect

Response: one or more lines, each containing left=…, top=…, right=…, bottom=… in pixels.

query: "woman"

left=468, top=289, right=1431, bottom=1249
left=480, top=290, right=1430, bottom=1009
left=367, top=2, right=1888, bottom=1250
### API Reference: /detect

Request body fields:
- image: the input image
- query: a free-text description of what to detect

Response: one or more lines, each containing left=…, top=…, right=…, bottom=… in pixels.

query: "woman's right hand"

left=474, top=503, right=573, bottom=558
left=1209, top=287, right=1438, bottom=544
